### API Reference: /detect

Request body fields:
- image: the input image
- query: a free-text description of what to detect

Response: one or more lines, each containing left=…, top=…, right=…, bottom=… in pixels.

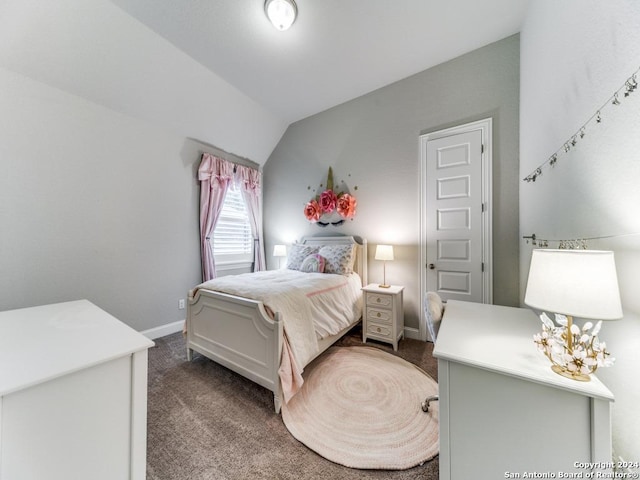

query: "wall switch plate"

left=178, top=299, right=185, bottom=310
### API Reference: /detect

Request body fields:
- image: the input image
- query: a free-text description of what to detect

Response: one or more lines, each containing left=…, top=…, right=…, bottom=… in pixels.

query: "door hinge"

left=481, top=262, right=485, bottom=272
left=481, top=202, right=486, bottom=212
left=481, top=144, right=484, bottom=154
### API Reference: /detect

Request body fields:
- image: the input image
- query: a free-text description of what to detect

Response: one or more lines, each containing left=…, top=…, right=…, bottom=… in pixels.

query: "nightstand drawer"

left=366, top=293, right=392, bottom=308
left=366, top=307, right=392, bottom=325
left=366, top=322, right=392, bottom=339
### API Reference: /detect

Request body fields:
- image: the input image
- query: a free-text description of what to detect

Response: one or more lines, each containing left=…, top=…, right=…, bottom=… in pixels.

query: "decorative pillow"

left=425, top=291, right=444, bottom=322
left=318, top=244, right=357, bottom=275
left=286, top=244, right=320, bottom=270
left=300, top=254, right=325, bottom=273
left=424, top=291, right=445, bottom=342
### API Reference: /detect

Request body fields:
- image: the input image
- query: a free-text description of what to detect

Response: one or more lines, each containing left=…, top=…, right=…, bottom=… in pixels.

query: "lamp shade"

left=375, top=245, right=394, bottom=261
left=524, top=249, right=622, bottom=320
left=273, top=245, right=287, bottom=257
left=265, top=0, right=297, bottom=31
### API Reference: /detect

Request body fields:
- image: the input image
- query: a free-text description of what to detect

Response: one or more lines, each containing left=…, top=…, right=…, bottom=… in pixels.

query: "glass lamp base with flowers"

left=533, top=312, right=614, bottom=382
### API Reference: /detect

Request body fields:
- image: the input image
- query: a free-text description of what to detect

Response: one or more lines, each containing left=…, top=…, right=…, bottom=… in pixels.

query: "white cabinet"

left=362, top=284, right=404, bottom=351
left=0, top=300, right=154, bottom=480
left=433, top=300, right=614, bottom=480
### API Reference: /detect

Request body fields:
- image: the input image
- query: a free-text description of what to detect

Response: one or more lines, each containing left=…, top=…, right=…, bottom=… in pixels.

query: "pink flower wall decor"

left=319, top=189, right=337, bottom=213
left=304, top=167, right=358, bottom=225
left=304, top=199, right=322, bottom=223
left=337, top=193, right=357, bottom=219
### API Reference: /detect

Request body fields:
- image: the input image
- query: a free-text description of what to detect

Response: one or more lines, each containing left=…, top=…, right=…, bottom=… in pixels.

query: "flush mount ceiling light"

left=265, top=0, right=297, bottom=31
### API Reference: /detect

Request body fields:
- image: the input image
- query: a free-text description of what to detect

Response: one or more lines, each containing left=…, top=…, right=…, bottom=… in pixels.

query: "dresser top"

left=0, top=300, right=154, bottom=396
left=433, top=300, right=614, bottom=401
left=362, top=284, right=404, bottom=294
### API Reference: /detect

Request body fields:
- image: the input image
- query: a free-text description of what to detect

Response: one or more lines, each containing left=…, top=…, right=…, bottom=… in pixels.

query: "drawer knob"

left=377, top=312, right=381, bottom=317
left=376, top=298, right=381, bottom=303
left=376, top=327, right=381, bottom=333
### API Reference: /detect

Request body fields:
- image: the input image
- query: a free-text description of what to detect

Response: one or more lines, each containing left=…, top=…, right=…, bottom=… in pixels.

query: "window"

left=212, top=186, right=253, bottom=265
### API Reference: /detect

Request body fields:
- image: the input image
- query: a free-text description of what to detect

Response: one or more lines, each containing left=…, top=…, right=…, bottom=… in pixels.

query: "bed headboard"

left=299, top=235, right=368, bottom=286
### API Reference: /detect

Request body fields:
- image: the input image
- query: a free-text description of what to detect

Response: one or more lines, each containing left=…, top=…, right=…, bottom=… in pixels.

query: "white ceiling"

left=109, top=0, right=531, bottom=123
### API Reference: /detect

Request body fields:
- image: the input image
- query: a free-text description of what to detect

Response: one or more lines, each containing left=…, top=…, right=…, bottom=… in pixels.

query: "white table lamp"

left=525, top=249, right=622, bottom=381
left=273, top=244, right=287, bottom=269
left=375, top=245, right=394, bottom=288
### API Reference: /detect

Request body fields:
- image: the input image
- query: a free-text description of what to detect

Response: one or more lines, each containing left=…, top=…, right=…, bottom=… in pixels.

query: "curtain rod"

left=191, top=137, right=260, bottom=171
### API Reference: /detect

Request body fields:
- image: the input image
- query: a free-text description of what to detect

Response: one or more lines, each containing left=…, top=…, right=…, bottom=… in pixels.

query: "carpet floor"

left=146, top=325, right=439, bottom=480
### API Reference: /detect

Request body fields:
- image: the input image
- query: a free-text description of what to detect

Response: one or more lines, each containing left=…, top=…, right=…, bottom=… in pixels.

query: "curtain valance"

left=198, top=153, right=261, bottom=191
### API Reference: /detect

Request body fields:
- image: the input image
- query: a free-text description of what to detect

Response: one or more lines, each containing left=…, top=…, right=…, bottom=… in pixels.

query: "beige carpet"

left=282, top=346, right=439, bottom=470
left=147, top=326, right=440, bottom=479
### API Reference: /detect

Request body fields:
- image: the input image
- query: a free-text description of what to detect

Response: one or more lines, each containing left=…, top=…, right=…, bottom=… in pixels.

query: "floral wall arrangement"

left=304, top=167, right=357, bottom=227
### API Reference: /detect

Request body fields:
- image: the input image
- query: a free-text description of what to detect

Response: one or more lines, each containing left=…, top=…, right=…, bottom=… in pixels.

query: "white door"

left=420, top=119, right=492, bottom=339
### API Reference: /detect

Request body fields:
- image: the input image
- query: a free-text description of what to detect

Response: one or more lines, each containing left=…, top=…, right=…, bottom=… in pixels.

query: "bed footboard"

left=186, top=289, right=283, bottom=412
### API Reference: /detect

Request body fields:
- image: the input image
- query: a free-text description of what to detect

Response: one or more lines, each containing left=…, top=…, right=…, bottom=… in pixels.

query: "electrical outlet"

left=178, top=299, right=185, bottom=310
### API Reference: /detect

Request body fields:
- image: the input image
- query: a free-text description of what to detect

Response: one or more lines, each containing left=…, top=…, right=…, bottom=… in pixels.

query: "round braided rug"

left=281, top=346, right=439, bottom=470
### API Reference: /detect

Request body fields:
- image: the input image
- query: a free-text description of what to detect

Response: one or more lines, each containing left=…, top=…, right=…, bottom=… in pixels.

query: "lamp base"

left=378, top=284, right=391, bottom=288
left=551, top=364, right=591, bottom=382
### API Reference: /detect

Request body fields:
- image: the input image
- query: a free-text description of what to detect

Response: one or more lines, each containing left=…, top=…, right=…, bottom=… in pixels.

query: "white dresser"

left=433, top=300, right=614, bottom=480
left=0, top=300, right=154, bottom=480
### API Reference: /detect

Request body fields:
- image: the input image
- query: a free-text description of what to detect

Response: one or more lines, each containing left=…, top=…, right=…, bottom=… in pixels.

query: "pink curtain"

left=198, top=153, right=234, bottom=281
left=236, top=165, right=266, bottom=272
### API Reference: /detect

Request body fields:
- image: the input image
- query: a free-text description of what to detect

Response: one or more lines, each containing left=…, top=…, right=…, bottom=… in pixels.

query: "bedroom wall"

left=0, top=66, right=246, bottom=333
left=520, top=0, right=640, bottom=464
left=0, top=67, right=195, bottom=331
left=0, top=0, right=282, bottom=333
left=263, top=35, right=521, bottom=335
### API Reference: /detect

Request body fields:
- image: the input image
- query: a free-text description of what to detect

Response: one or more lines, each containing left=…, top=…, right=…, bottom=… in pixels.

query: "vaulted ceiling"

left=110, top=0, right=531, bottom=123
left=0, top=0, right=530, bottom=162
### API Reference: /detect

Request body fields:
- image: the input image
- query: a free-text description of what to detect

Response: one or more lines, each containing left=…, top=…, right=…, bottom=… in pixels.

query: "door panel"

left=438, top=239, right=470, bottom=261
left=437, top=207, right=470, bottom=230
left=437, top=270, right=470, bottom=294
left=438, top=175, right=470, bottom=199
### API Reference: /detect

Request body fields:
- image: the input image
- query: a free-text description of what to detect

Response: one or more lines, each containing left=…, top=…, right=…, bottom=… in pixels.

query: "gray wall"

left=1, top=66, right=217, bottom=332
left=520, top=0, right=640, bottom=464
left=263, top=35, right=521, bottom=333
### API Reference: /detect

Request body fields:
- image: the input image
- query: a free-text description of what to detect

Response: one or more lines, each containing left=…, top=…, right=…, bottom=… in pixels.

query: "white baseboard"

left=144, top=321, right=423, bottom=342
left=141, top=319, right=184, bottom=340
left=403, top=326, right=422, bottom=341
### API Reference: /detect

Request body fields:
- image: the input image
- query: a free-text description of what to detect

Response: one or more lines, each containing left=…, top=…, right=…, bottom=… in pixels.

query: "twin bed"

left=186, top=235, right=368, bottom=412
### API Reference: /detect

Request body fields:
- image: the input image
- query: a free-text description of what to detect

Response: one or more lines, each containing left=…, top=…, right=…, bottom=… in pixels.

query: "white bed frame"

left=186, top=235, right=368, bottom=413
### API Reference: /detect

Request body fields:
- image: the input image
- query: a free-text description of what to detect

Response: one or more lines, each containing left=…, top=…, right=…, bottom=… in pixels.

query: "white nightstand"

left=362, top=284, right=404, bottom=351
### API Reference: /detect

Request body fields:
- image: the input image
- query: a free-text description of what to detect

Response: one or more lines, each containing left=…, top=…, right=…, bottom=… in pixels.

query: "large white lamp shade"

left=524, top=249, right=622, bottom=320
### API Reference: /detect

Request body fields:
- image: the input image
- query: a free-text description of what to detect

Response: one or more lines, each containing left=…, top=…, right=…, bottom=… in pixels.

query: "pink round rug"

left=281, top=346, right=439, bottom=470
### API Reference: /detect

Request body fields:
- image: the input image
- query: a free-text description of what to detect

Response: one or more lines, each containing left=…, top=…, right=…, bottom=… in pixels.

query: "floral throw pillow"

left=286, top=244, right=320, bottom=270
left=300, top=254, right=325, bottom=273
left=318, top=244, right=356, bottom=275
